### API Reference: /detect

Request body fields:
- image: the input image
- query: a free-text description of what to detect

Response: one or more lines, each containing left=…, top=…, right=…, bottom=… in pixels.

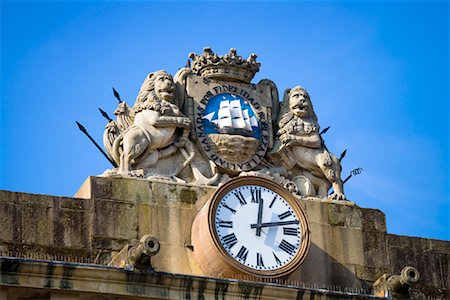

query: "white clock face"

left=214, top=184, right=302, bottom=271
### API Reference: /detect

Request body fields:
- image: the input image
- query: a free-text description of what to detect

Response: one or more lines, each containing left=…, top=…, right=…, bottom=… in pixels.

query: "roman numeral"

left=222, top=203, right=236, bottom=214
left=283, top=227, right=298, bottom=236
left=233, top=191, right=247, bottom=206
left=278, top=211, right=292, bottom=220
left=279, top=239, right=296, bottom=256
left=217, top=219, right=233, bottom=228
left=269, top=195, right=277, bottom=208
left=250, top=188, right=262, bottom=203
left=236, top=246, right=249, bottom=262
left=273, top=252, right=282, bottom=265
left=222, top=233, right=238, bottom=249
left=257, top=253, right=264, bottom=267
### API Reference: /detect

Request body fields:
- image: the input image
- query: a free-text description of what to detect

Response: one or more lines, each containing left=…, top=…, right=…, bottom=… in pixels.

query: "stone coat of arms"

left=99, top=48, right=346, bottom=200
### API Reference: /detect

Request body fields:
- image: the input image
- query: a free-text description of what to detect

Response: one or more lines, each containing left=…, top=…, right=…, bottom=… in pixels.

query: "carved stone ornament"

left=184, top=48, right=278, bottom=174
left=267, top=87, right=346, bottom=200
left=99, top=48, right=347, bottom=201
left=102, top=70, right=193, bottom=181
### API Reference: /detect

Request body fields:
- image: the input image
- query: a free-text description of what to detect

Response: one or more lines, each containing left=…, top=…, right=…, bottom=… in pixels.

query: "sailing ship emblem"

left=202, top=93, right=260, bottom=139
left=185, top=48, right=272, bottom=172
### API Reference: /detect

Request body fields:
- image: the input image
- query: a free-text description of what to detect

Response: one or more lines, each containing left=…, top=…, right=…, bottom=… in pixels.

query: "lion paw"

left=128, top=169, right=145, bottom=178
left=328, top=192, right=346, bottom=201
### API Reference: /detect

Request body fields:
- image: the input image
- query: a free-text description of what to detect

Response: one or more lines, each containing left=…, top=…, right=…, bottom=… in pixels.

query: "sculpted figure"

left=104, top=70, right=192, bottom=176
left=274, top=86, right=345, bottom=200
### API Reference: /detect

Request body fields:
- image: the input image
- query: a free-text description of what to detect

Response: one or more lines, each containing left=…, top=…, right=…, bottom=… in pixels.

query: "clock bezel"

left=207, top=176, right=310, bottom=277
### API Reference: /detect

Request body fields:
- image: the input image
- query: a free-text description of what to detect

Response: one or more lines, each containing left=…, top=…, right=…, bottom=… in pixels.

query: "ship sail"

left=203, top=98, right=258, bottom=136
left=250, top=115, right=258, bottom=127
left=218, top=100, right=233, bottom=128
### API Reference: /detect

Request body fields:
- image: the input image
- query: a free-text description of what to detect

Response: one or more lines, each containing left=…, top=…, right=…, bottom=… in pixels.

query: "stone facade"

left=1, top=177, right=448, bottom=299
left=0, top=257, right=383, bottom=300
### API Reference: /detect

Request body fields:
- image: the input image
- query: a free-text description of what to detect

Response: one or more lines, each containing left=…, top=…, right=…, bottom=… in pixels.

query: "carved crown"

left=188, top=48, right=261, bottom=83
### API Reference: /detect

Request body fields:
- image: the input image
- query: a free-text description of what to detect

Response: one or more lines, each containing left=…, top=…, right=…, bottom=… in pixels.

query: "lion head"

left=133, top=70, right=177, bottom=113
left=278, top=86, right=319, bottom=135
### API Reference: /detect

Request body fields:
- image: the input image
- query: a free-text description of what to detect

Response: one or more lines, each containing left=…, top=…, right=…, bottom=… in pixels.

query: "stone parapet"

left=388, top=234, right=449, bottom=299
left=0, top=257, right=385, bottom=300
left=1, top=176, right=448, bottom=297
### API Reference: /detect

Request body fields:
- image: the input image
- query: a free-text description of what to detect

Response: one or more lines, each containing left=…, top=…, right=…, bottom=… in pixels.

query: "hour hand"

left=250, top=220, right=299, bottom=229
left=255, top=198, right=264, bottom=236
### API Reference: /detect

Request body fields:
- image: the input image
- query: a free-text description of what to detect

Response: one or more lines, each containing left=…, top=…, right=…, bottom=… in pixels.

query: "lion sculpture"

left=274, top=86, right=346, bottom=200
left=103, top=70, right=192, bottom=176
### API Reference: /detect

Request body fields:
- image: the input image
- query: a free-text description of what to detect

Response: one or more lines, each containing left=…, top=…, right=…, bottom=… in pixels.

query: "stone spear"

left=98, top=108, right=113, bottom=122
left=76, top=121, right=118, bottom=168
left=112, top=87, right=122, bottom=103
left=319, top=126, right=330, bottom=136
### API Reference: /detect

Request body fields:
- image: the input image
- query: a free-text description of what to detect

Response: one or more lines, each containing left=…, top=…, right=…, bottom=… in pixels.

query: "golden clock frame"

left=191, top=176, right=310, bottom=278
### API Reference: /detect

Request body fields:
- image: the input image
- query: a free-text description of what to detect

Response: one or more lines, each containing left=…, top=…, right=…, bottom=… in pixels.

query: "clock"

left=191, top=176, right=310, bottom=278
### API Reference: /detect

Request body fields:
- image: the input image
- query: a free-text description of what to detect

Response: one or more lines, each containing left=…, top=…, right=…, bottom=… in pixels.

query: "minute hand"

left=250, top=220, right=299, bottom=229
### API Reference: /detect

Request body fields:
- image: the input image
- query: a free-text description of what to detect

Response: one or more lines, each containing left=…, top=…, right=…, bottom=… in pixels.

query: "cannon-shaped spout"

left=127, top=235, right=160, bottom=270
left=387, top=266, right=420, bottom=293
left=373, top=266, right=420, bottom=299
left=108, top=235, right=160, bottom=272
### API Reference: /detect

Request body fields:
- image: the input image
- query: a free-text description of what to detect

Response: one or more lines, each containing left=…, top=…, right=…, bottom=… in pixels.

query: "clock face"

left=209, top=177, right=309, bottom=276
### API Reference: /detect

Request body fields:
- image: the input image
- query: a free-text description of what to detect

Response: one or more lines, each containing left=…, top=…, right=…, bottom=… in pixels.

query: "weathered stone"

left=362, top=230, right=389, bottom=269
left=356, top=266, right=390, bottom=282
left=328, top=203, right=363, bottom=228
left=0, top=257, right=383, bottom=299
left=1, top=178, right=449, bottom=297
left=330, top=227, right=365, bottom=266
left=388, top=234, right=449, bottom=299
left=91, top=198, right=138, bottom=240
left=308, top=222, right=332, bottom=255
left=268, top=86, right=345, bottom=200
left=302, top=200, right=329, bottom=225
left=361, top=209, right=386, bottom=232
left=102, top=71, right=193, bottom=179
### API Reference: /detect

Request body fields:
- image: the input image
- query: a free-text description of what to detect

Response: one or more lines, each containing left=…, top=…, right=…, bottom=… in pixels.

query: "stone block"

left=330, top=226, right=364, bottom=266
left=308, top=222, right=332, bottom=256
left=327, top=203, right=362, bottom=228
left=362, top=230, right=389, bottom=269
left=0, top=190, right=15, bottom=204
left=361, top=208, right=386, bottom=232
left=75, top=176, right=110, bottom=199
left=302, top=200, right=328, bottom=225
left=0, top=202, right=14, bottom=241
left=58, top=207, right=90, bottom=248
left=355, top=265, right=389, bottom=282
left=21, top=202, right=54, bottom=246
left=328, top=262, right=362, bottom=288
left=110, top=178, right=151, bottom=202
left=143, top=205, right=194, bottom=246
left=91, top=198, right=138, bottom=240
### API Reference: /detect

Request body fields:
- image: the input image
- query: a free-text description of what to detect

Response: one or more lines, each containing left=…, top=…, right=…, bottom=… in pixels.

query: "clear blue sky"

left=1, top=1, right=448, bottom=240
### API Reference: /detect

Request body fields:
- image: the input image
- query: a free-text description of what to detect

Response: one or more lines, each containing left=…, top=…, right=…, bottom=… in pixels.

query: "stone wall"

left=0, top=176, right=448, bottom=298
left=0, top=257, right=384, bottom=300
left=388, top=234, right=449, bottom=299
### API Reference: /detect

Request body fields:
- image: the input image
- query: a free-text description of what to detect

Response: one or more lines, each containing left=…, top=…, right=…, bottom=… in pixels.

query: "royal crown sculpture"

left=94, top=48, right=347, bottom=200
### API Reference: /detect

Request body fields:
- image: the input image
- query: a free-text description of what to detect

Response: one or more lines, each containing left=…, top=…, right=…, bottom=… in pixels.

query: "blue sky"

left=1, top=1, right=448, bottom=240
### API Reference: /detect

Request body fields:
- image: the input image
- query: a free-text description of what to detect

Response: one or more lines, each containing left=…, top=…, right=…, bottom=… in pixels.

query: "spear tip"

left=76, top=121, right=86, bottom=133
left=112, top=87, right=122, bottom=103
left=320, top=126, right=331, bottom=135
left=98, top=108, right=112, bottom=122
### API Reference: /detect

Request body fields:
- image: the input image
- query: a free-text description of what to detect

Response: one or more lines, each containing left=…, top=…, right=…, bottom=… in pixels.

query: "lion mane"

left=277, top=86, right=319, bottom=139
left=133, top=70, right=178, bottom=116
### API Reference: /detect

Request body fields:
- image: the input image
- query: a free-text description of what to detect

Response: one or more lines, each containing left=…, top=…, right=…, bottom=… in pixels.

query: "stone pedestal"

left=75, top=176, right=390, bottom=288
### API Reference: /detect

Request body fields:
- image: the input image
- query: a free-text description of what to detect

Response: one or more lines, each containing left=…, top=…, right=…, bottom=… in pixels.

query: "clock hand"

left=250, top=220, right=299, bottom=229
left=256, top=198, right=264, bottom=236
